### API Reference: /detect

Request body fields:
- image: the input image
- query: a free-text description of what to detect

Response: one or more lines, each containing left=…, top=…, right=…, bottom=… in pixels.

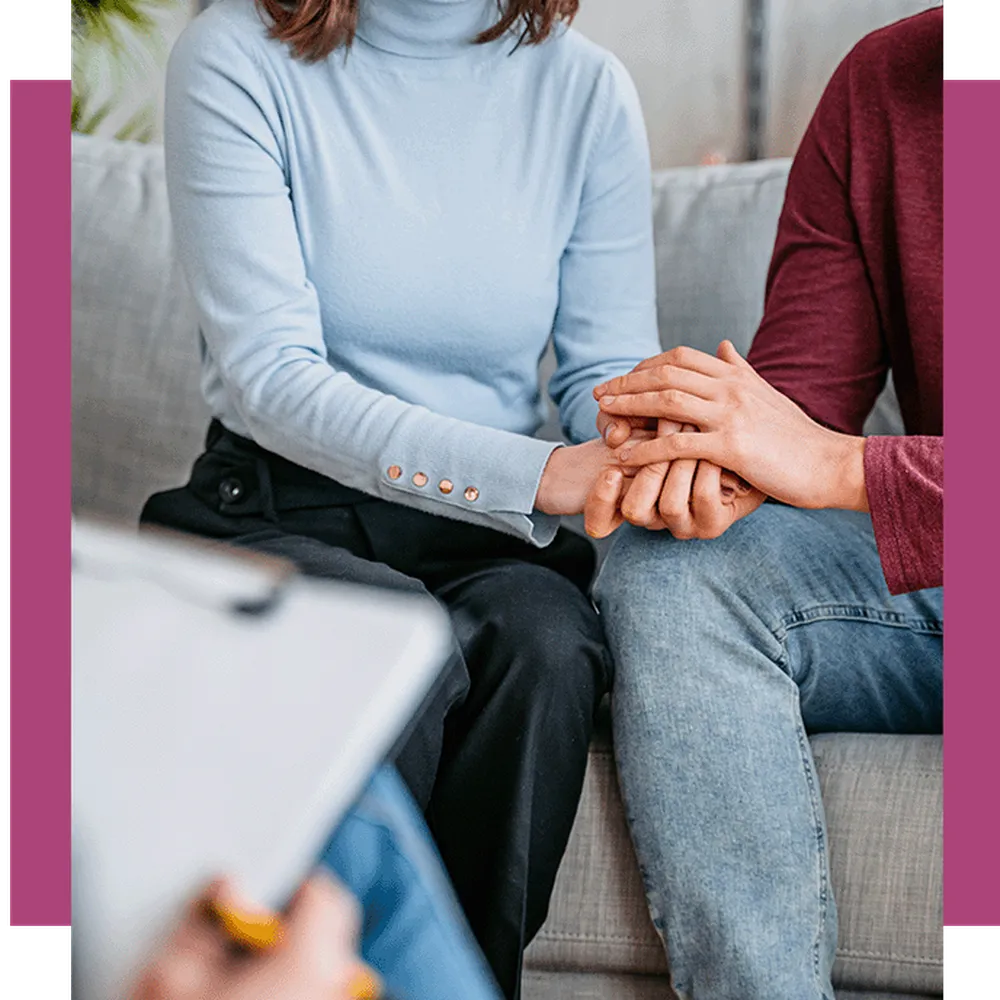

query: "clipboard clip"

left=72, top=520, right=296, bottom=619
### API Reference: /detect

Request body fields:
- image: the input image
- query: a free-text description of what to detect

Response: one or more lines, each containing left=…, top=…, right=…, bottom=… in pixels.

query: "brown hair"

left=254, top=0, right=580, bottom=62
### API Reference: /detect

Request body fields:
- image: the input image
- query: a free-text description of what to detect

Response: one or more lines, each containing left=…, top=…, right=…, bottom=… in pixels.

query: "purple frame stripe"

left=10, top=80, right=73, bottom=926
left=943, top=80, right=1000, bottom=926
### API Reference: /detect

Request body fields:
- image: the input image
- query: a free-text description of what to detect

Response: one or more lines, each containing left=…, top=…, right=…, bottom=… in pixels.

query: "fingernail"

left=348, top=967, right=383, bottom=1000
left=604, top=470, right=619, bottom=485
left=601, top=395, right=617, bottom=406
left=209, top=900, right=284, bottom=951
left=618, top=448, right=631, bottom=462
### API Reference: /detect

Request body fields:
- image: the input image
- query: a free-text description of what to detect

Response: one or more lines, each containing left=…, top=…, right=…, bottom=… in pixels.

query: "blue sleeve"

left=163, top=13, right=561, bottom=546
left=548, top=57, right=661, bottom=444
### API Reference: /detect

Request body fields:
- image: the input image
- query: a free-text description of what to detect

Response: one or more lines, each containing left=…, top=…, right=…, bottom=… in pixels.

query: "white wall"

left=573, top=0, right=938, bottom=166
left=765, top=0, right=938, bottom=157
left=573, top=0, right=745, bottom=169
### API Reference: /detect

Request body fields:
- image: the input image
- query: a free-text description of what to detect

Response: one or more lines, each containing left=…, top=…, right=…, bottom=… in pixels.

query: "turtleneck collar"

left=355, top=0, right=504, bottom=59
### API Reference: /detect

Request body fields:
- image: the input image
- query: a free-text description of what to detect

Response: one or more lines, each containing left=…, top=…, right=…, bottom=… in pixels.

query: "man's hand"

left=128, top=875, right=367, bottom=1000
left=595, top=341, right=869, bottom=512
left=596, top=411, right=654, bottom=449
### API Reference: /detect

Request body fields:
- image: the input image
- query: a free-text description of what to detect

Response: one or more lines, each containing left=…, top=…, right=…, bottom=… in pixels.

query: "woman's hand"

left=535, top=438, right=632, bottom=516
left=595, top=341, right=869, bottom=512
left=128, top=875, right=368, bottom=1000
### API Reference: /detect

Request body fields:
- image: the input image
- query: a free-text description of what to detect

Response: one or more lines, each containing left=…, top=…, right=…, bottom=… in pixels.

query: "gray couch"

left=72, top=134, right=942, bottom=999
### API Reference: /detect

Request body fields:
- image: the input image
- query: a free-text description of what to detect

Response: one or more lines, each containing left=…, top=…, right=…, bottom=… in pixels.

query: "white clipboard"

left=71, top=520, right=450, bottom=1000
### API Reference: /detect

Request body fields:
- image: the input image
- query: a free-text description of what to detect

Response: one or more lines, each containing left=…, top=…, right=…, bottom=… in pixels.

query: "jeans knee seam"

left=790, top=687, right=831, bottom=992
left=779, top=603, right=943, bottom=635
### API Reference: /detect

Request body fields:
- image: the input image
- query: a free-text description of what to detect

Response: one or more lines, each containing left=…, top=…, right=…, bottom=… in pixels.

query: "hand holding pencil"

left=128, top=873, right=388, bottom=1000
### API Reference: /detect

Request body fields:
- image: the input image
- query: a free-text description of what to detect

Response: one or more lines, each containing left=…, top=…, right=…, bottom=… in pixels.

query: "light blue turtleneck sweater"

left=164, top=0, right=659, bottom=545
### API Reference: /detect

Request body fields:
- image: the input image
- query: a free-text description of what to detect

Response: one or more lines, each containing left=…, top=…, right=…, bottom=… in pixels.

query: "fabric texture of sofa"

left=71, top=134, right=942, bottom=999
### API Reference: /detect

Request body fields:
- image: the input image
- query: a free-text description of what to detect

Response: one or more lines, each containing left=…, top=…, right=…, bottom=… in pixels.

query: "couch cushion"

left=650, top=160, right=789, bottom=359
left=523, top=970, right=932, bottom=1000
left=815, top=734, right=943, bottom=995
left=526, top=730, right=941, bottom=996
left=72, top=134, right=207, bottom=524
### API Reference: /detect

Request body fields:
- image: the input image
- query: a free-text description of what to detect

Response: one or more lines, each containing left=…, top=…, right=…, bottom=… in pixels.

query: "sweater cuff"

left=378, top=428, right=562, bottom=547
left=863, top=436, right=943, bottom=595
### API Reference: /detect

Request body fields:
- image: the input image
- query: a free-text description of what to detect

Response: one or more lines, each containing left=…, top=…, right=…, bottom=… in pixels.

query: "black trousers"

left=141, top=423, right=611, bottom=999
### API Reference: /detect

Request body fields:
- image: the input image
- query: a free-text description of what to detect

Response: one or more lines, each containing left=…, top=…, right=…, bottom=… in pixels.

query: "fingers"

left=597, top=412, right=634, bottom=449
left=719, top=468, right=753, bottom=496
left=716, top=339, right=753, bottom=368
left=656, top=427, right=699, bottom=538
left=690, top=461, right=734, bottom=539
left=594, top=363, right=722, bottom=404
left=597, top=413, right=654, bottom=448
left=283, top=872, right=361, bottom=962
left=620, top=463, right=670, bottom=527
left=598, top=389, right=716, bottom=426
left=585, top=467, right=627, bottom=539
left=617, top=431, right=726, bottom=468
left=207, top=880, right=285, bottom=952
left=618, top=418, right=683, bottom=527
left=168, top=880, right=232, bottom=962
left=618, top=345, right=731, bottom=381
left=128, top=881, right=230, bottom=1000
left=602, top=417, right=632, bottom=449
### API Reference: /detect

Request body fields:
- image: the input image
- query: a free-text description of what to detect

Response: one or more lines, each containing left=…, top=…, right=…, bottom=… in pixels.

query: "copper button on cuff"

left=439, top=479, right=454, bottom=495
left=464, top=486, right=480, bottom=503
left=387, top=465, right=402, bottom=481
left=412, top=472, right=429, bottom=488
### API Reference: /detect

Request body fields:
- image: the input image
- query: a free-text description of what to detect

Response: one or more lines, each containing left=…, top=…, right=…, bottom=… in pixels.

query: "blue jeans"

left=594, top=506, right=942, bottom=1000
left=320, top=766, right=501, bottom=1000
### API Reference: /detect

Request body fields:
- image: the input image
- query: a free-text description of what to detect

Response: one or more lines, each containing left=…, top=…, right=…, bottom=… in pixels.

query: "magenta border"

left=943, top=79, right=1000, bottom=926
left=9, top=80, right=72, bottom=926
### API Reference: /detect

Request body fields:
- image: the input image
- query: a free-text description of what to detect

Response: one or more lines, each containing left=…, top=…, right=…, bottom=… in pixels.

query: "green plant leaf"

left=72, top=0, right=182, bottom=143
left=114, top=105, right=158, bottom=143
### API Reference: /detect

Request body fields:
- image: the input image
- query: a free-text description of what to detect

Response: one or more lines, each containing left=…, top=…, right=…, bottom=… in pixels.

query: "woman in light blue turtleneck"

left=143, top=0, right=661, bottom=995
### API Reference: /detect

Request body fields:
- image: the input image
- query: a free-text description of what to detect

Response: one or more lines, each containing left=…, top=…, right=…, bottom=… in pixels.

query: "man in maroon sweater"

left=587, top=10, right=942, bottom=1000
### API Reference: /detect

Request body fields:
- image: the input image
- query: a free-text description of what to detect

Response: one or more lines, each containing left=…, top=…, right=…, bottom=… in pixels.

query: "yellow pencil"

left=207, top=898, right=385, bottom=999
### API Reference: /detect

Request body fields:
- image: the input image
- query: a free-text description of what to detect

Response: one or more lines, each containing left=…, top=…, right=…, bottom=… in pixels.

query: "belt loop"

left=254, top=456, right=280, bottom=525
left=205, top=419, right=225, bottom=450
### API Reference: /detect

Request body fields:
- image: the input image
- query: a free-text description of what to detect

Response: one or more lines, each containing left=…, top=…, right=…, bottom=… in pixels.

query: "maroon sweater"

left=748, top=9, right=942, bottom=595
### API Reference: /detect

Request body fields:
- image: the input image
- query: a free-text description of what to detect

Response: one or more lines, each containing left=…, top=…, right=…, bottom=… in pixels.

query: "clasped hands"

left=535, top=340, right=869, bottom=540
left=584, top=342, right=764, bottom=540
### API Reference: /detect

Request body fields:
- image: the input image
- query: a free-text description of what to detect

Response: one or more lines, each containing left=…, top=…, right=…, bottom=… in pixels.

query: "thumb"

left=717, top=339, right=752, bottom=369
left=584, top=467, right=626, bottom=539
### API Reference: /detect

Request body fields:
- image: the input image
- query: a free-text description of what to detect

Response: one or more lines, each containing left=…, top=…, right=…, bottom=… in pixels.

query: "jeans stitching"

left=817, top=764, right=940, bottom=778
left=611, top=752, right=690, bottom=999
left=837, top=947, right=941, bottom=964
left=778, top=603, right=943, bottom=636
left=787, top=675, right=831, bottom=994
left=534, top=928, right=665, bottom=947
